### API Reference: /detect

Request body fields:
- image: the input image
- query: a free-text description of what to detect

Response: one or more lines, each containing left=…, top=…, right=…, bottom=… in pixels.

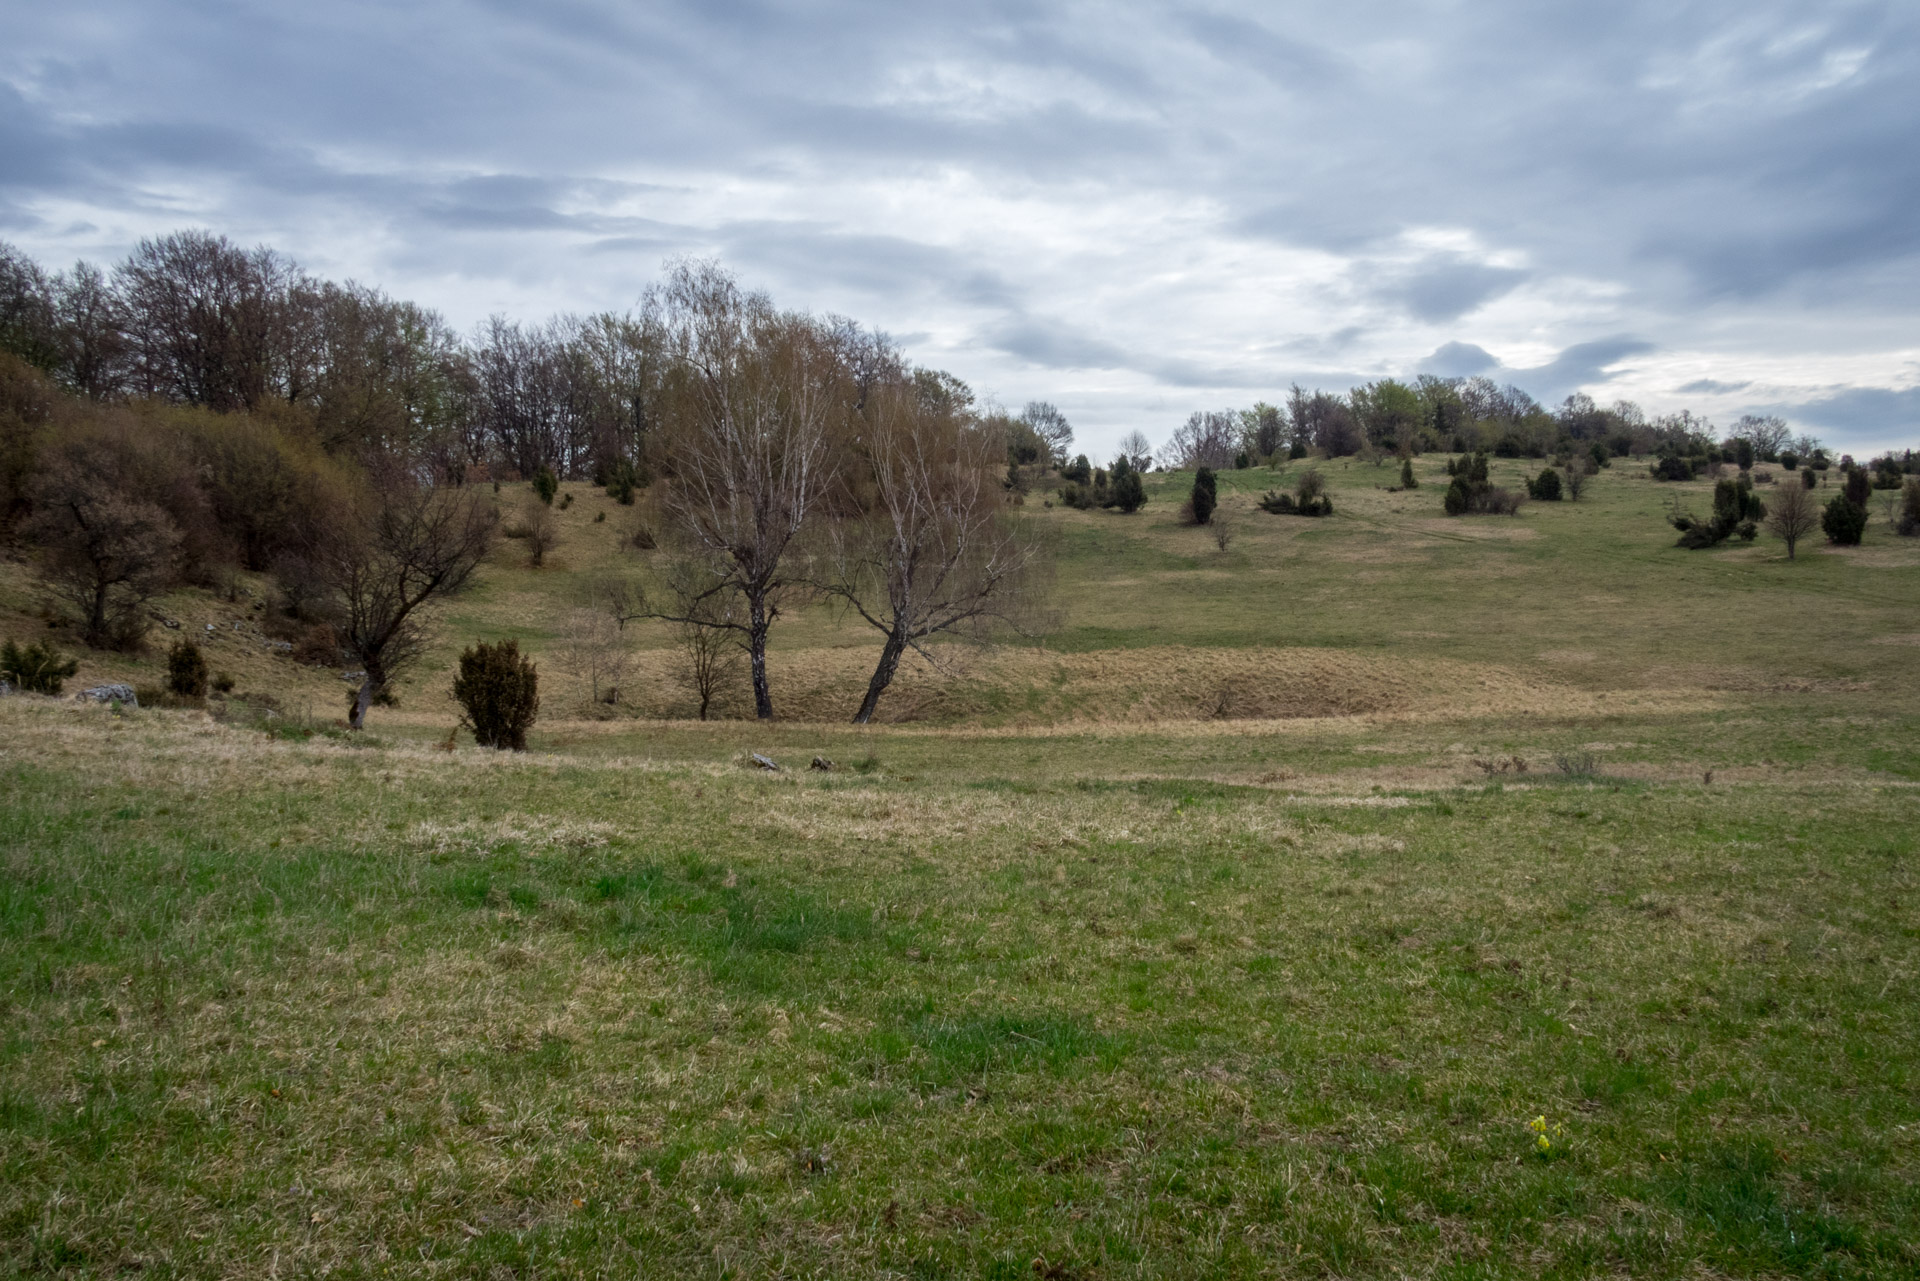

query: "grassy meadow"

left=3, top=456, right=1919, bottom=1277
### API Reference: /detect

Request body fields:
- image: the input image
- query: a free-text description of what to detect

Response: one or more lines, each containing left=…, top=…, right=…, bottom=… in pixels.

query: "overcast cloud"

left=3, top=0, right=1917, bottom=456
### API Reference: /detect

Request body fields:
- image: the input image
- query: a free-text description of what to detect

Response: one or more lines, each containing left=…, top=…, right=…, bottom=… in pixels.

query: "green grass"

left=2, top=457, right=1917, bottom=1275
left=2, top=697, right=1918, bottom=1277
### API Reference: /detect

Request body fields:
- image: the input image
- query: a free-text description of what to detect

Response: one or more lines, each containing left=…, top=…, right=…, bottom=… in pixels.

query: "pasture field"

left=3, top=456, right=1918, bottom=1277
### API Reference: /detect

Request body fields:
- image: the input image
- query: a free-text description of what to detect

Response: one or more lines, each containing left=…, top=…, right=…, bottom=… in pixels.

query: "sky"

left=3, top=0, right=1918, bottom=459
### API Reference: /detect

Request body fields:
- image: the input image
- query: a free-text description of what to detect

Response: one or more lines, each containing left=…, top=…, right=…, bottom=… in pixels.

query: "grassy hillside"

left=3, top=454, right=1913, bottom=731
left=3, top=455, right=1918, bottom=1277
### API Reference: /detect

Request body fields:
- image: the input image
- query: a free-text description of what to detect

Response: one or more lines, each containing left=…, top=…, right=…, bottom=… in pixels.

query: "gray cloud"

left=0, top=1, right=1914, bottom=455
left=1511, top=337, right=1657, bottom=404
left=1418, top=342, right=1501, bottom=378
left=1762, top=386, right=1920, bottom=453
left=1372, top=257, right=1530, bottom=324
left=1415, top=336, right=1655, bottom=406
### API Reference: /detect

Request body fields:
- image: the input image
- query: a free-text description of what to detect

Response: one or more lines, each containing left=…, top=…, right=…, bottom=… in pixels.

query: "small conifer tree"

left=167, top=638, right=209, bottom=698
left=453, top=639, right=540, bottom=750
left=532, top=466, right=559, bottom=506
left=1190, top=467, right=1217, bottom=525
left=1400, top=456, right=1417, bottom=489
left=1106, top=456, right=1147, bottom=513
left=1822, top=491, right=1868, bottom=545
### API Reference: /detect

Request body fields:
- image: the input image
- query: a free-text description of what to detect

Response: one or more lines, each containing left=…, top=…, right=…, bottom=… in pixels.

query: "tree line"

left=0, top=235, right=1050, bottom=730
left=1150, top=383, right=1835, bottom=474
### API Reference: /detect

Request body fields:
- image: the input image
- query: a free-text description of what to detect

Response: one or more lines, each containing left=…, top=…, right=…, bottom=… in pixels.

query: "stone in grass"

left=751, top=753, right=782, bottom=771
left=810, top=756, right=834, bottom=771
left=77, top=684, right=139, bottom=707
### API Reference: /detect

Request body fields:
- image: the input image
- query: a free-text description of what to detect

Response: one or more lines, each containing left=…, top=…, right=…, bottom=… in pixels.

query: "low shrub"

left=1527, top=468, right=1563, bottom=501
left=1552, top=750, right=1600, bottom=778
left=1, top=638, right=79, bottom=694
left=1672, top=476, right=1764, bottom=549
left=1248, top=467, right=1334, bottom=515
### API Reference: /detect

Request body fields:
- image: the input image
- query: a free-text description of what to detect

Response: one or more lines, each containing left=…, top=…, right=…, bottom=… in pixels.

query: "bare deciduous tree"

left=556, top=607, right=630, bottom=708
left=521, top=498, right=557, bottom=567
left=1117, top=430, right=1153, bottom=473
left=114, top=230, right=304, bottom=412
left=599, top=557, right=744, bottom=720
left=28, top=448, right=181, bottom=649
left=672, top=574, right=744, bottom=721
left=1020, top=401, right=1074, bottom=466
left=1563, top=456, right=1589, bottom=501
left=1211, top=510, right=1235, bottom=552
left=1764, top=480, right=1819, bottom=559
left=818, top=378, right=1053, bottom=724
left=321, top=474, right=495, bottom=728
left=648, top=261, right=846, bottom=720
left=1160, top=410, right=1241, bottom=471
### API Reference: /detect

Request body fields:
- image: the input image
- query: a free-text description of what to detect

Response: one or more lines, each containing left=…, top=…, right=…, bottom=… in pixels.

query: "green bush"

left=1822, top=493, right=1868, bottom=546
left=1104, top=457, right=1146, bottom=513
left=1899, top=477, right=1920, bottom=537
left=1528, top=468, right=1562, bottom=501
left=1400, top=457, right=1417, bottom=489
left=1056, top=480, right=1097, bottom=511
left=1189, top=467, right=1217, bottom=525
left=453, top=639, right=540, bottom=751
left=532, top=466, right=558, bottom=506
left=1, top=638, right=79, bottom=694
left=603, top=457, right=642, bottom=505
left=166, top=638, right=209, bottom=698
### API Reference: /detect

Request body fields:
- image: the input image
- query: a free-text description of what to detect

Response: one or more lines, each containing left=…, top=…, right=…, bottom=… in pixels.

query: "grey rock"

left=77, top=684, right=138, bottom=707
left=810, top=756, right=834, bottom=771
left=750, top=753, right=782, bottom=771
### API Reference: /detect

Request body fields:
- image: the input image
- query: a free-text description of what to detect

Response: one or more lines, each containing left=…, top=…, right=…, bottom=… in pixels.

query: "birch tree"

left=820, top=376, right=1051, bottom=724
left=648, top=261, right=846, bottom=720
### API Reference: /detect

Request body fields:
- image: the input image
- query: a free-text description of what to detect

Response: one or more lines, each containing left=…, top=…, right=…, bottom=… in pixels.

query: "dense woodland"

left=2, top=231, right=1916, bottom=731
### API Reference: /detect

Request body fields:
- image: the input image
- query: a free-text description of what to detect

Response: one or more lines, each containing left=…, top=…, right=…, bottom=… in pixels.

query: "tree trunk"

left=746, top=593, right=773, bottom=720
left=88, top=576, right=110, bottom=648
left=853, top=628, right=908, bottom=724
left=349, top=655, right=384, bottom=730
